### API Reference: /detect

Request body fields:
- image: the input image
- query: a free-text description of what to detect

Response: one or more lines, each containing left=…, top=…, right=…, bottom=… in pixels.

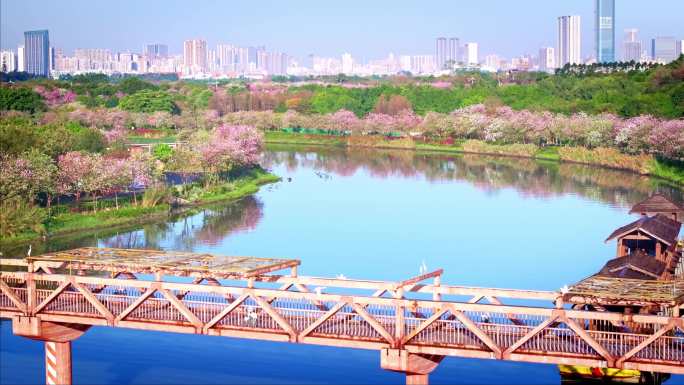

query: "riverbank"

left=0, top=168, right=280, bottom=246
left=264, top=131, right=684, bottom=185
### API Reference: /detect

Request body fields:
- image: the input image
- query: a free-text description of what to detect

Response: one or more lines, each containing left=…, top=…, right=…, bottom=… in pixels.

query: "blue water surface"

left=1, top=147, right=682, bottom=384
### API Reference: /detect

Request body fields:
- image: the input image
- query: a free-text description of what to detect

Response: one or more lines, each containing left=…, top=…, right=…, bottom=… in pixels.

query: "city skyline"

left=2, top=0, right=683, bottom=62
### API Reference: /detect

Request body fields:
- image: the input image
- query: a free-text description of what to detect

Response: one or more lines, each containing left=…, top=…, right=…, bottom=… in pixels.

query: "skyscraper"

left=651, top=37, right=678, bottom=63
left=595, top=0, right=615, bottom=63
left=557, top=16, right=581, bottom=66
left=623, top=29, right=642, bottom=62
left=448, top=38, right=459, bottom=66
left=144, top=44, right=168, bottom=58
left=539, top=47, right=556, bottom=72
left=24, top=30, right=50, bottom=76
left=435, top=37, right=447, bottom=70
left=183, top=39, right=207, bottom=73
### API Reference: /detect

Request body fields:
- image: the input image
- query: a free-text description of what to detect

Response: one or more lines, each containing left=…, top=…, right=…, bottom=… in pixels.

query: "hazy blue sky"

left=1, top=0, right=682, bottom=61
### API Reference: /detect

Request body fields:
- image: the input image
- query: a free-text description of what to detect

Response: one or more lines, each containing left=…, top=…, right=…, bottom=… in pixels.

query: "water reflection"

left=263, top=144, right=683, bottom=209
left=0, top=196, right=263, bottom=258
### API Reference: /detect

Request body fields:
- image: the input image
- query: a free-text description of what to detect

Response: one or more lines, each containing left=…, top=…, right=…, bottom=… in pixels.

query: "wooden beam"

left=115, top=286, right=157, bottom=322
left=351, top=302, right=395, bottom=345
left=562, top=315, right=615, bottom=367
left=298, top=301, right=347, bottom=339
left=202, top=293, right=249, bottom=332
left=0, top=280, right=27, bottom=313
left=502, top=313, right=560, bottom=358
left=403, top=308, right=449, bottom=345
left=70, top=279, right=114, bottom=324
left=450, top=307, right=502, bottom=358
left=34, top=280, right=70, bottom=314
left=251, top=294, right=297, bottom=339
left=616, top=319, right=677, bottom=366
left=159, top=288, right=203, bottom=329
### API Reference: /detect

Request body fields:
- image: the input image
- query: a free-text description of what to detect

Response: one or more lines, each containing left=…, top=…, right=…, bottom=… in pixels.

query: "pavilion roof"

left=26, top=247, right=300, bottom=279
left=605, top=214, right=681, bottom=245
left=629, top=194, right=683, bottom=215
left=598, top=251, right=666, bottom=280
left=564, top=274, right=684, bottom=307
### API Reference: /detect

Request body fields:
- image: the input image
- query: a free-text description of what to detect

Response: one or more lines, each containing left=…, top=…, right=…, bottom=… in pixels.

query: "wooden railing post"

left=395, top=303, right=405, bottom=348
left=27, top=262, right=36, bottom=316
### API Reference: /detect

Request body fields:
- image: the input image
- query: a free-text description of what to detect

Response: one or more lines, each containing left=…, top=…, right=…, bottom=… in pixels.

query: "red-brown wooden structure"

left=1, top=248, right=683, bottom=385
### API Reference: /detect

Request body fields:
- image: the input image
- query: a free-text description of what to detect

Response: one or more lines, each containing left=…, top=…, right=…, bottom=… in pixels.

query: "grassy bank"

left=265, top=131, right=684, bottom=185
left=0, top=168, right=280, bottom=246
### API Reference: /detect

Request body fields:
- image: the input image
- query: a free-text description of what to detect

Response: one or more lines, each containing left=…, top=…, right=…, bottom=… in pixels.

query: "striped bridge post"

left=45, top=341, right=71, bottom=385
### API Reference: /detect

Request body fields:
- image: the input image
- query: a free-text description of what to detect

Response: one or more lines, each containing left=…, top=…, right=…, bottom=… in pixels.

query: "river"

left=1, top=145, right=683, bottom=384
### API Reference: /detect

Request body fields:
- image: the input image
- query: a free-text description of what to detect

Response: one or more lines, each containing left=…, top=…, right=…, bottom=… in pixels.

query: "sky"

left=1, top=0, right=683, bottom=62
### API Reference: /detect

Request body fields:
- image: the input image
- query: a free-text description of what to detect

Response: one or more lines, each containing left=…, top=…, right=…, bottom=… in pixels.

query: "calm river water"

left=1, top=145, right=683, bottom=384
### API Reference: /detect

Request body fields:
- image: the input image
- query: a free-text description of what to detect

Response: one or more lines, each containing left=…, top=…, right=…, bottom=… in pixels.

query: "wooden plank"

left=0, top=280, right=27, bottom=313
left=298, top=301, right=347, bottom=339
left=202, top=293, right=250, bottom=332
left=70, top=279, right=115, bottom=324
left=351, top=303, right=395, bottom=345
left=393, top=269, right=443, bottom=290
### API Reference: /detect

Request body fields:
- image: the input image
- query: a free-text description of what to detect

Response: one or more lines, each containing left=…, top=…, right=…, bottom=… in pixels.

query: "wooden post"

left=45, top=341, right=71, bottom=385
left=655, top=242, right=662, bottom=261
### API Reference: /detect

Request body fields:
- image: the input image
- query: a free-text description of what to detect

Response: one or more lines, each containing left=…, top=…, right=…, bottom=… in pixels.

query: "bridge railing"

left=1, top=271, right=682, bottom=373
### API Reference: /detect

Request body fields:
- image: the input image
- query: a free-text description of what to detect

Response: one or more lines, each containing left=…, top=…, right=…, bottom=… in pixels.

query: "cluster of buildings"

left=0, top=32, right=292, bottom=79
left=1, top=0, right=683, bottom=79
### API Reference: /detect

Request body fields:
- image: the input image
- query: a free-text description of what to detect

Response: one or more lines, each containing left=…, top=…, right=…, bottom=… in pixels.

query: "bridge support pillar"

left=11, top=316, right=89, bottom=385
left=380, top=349, right=443, bottom=385
left=45, top=341, right=71, bottom=385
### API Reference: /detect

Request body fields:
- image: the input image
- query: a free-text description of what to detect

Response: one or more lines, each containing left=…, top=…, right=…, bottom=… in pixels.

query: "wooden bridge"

left=1, top=248, right=683, bottom=385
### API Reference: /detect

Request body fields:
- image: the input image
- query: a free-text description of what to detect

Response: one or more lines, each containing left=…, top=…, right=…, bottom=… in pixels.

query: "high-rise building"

left=623, top=29, right=642, bottom=62
left=677, top=40, right=684, bottom=57
left=0, top=50, right=17, bottom=72
left=557, top=16, right=581, bottom=66
left=539, top=47, right=556, bottom=72
left=341, top=53, right=354, bottom=74
left=24, top=30, right=50, bottom=76
left=651, top=37, right=678, bottom=63
left=144, top=44, right=168, bottom=58
left=183, top=39, right=207, bottom=73
left=17, top=46, right=25, bottom=72
left=464, top=43, right=478, bottom=65
left=595, top=0, right=615, bottom=63
left=448, top=38, right=459, bottom=66
left=410, top=55, right=435, bottom=74
left=435, top=37, right=447, bottom=70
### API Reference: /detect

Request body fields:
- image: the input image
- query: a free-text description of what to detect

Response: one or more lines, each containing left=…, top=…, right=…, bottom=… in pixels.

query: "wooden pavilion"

left=629, top=193, right=684, bottom=222
left=603, top=214, right=681, bottom=280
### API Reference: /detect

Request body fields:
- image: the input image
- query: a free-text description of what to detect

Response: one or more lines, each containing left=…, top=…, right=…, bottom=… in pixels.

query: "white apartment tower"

left=0, top=50, right=17, bottom=72
left=17, top=45, right=25, bottom=72
left=557, top=16, right=581, bottom=66
left=464, top=43, right=479, bottom=66
left=341, top=53, right=354, bottom=74
left=183, top=39, right=207, bottom=74
left=539, top=47, right=556, bottom=72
